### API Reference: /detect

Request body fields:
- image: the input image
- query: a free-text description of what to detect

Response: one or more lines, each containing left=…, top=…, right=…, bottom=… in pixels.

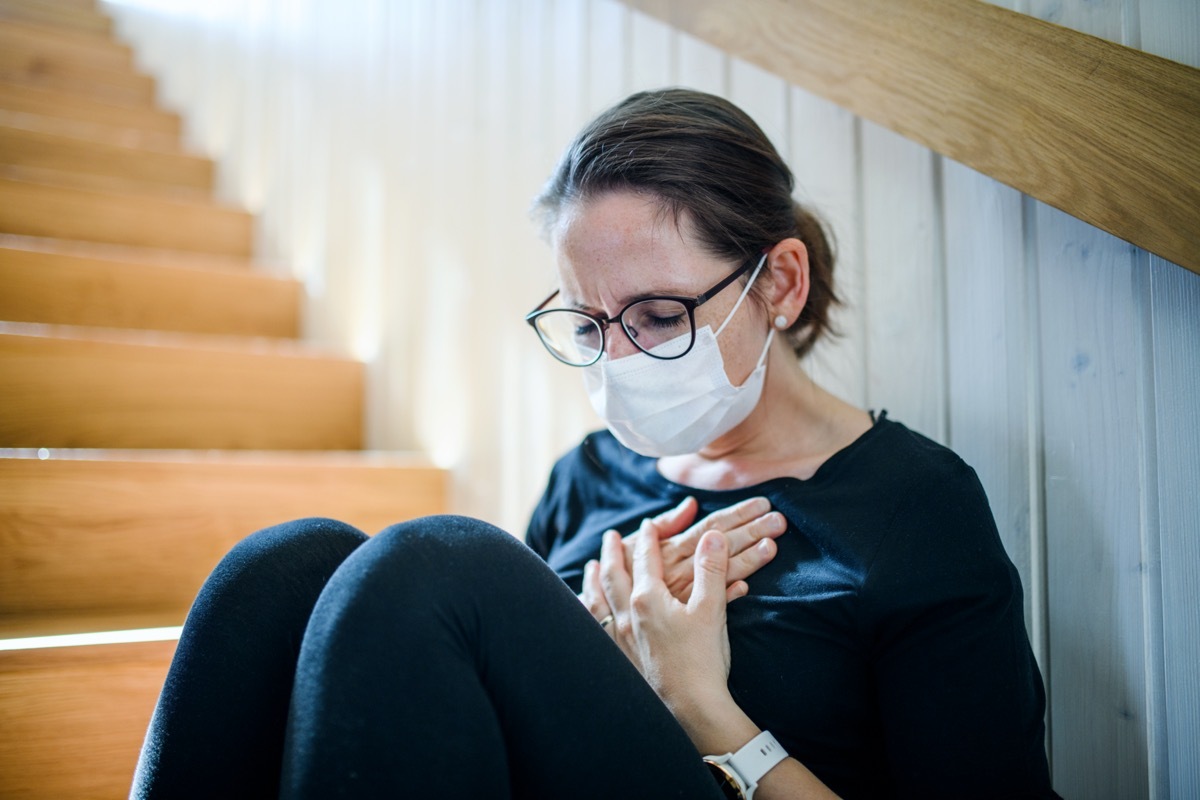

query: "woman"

left=133, top=89, right=1057, bottom=799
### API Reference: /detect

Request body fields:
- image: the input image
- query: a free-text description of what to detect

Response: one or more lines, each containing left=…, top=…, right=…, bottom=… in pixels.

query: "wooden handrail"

left=619, top=0, right=1200, bottom=276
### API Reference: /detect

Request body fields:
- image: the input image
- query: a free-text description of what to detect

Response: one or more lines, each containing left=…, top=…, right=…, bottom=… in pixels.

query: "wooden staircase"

left=0, top=1, right=448, bottom=797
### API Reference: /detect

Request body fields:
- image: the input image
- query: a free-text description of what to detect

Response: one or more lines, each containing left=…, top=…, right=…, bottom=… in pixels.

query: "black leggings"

left=131, top=516, right=724, bottom=799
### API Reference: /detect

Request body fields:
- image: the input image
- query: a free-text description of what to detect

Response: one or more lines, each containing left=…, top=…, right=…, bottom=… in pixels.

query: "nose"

left=604, top=323, right=642, bottom=360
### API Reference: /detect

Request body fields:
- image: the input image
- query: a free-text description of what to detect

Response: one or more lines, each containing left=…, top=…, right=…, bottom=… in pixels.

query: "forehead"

left=551, top=191, right=715, bottom=305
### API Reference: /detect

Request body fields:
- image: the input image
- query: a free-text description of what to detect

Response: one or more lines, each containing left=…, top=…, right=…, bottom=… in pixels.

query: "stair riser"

left=0, top=82, right=180, bottom=137
left=0, top=640, right=173, bottom=799
left=0, top=179, right=252, bottom=255
left=0, top=47, right=154, bottom=105
left=0, top=0, right=111, bottom=36
left=0, top=126, right=212, bottom=190
left=0, top=247, right=299, bottom=336
left=0, top=332, right=364, bottom=450
left=0, top=456, right=448, bottom=635
left=0, top=19, right=133, bottom=71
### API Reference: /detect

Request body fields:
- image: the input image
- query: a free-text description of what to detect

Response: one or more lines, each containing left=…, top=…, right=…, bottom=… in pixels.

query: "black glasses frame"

left=525, top=252, right=763, bottom=367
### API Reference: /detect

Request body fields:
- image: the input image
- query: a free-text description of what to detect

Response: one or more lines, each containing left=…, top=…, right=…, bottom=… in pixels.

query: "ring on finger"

left=599, top=613, right=614, bottom=629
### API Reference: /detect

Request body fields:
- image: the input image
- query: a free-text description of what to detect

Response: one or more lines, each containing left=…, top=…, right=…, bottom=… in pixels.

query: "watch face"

left=705, top=761, right=746, bottom=800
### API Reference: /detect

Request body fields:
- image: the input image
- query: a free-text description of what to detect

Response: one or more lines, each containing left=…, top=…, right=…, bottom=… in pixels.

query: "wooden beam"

left=619, top=0, right=1200, bottom=275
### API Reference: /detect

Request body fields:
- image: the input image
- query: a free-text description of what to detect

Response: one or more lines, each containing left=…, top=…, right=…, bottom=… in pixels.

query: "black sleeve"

left=861, top=460, right=1056, bottom=798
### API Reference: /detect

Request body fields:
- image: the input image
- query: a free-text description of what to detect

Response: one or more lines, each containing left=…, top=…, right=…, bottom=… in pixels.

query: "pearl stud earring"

left=774, top=315, right=788, bottom=329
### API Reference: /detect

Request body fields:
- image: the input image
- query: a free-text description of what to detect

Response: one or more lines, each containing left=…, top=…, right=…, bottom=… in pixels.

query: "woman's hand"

left=597, top=518, right=740, bottom=716
left=580, top=497, right=784, bottom=621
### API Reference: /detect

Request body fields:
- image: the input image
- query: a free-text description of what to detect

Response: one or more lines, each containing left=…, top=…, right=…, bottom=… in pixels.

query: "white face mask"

left=583, top=255, right=773, bottom=458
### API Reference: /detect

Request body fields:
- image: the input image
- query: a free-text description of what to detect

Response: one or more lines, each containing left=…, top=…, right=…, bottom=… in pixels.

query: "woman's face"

left=551, top=190, right=770, bottom=386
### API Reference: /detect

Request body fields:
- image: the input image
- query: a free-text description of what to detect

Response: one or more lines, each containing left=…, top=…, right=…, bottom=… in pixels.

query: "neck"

left=657, top=341, right=871, bottom=489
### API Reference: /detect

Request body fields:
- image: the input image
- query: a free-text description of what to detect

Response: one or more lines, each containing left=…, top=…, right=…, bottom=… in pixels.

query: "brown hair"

left=532, top=87, right=839, bottom=358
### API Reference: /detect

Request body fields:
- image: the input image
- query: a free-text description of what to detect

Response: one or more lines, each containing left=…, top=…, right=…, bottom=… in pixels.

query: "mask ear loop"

left=715, top=252, right=769, bottom=338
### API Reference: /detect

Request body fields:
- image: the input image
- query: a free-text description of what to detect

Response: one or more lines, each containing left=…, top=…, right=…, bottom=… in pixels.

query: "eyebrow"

left=564, top=287, right=694, bottom=316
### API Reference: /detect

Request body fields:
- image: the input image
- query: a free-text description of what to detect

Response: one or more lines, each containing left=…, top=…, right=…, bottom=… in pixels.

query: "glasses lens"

left=623, top=299, right=693, bottom=358
left=533, top=310, right=603, bottom=366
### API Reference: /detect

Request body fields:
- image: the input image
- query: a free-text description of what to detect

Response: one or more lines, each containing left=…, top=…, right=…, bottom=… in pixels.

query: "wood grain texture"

left=617, top=0, right=1200, bottom=275
left=0, top=124, right=211, bottom=190
left=0, top=639, right=174, bottom=799
left=0, top=81, right=180, bottom=137
left=0, top=324, right=363, bottom=450
left=0, top=44, right=154, bottom=105
left=0, top=178, right=252, bottom=255
left=0, top=451, right=447, bottom=636
left=0, top=243, right=298, bottom=336
left=0, top=18, right=132, bottom=71
left=0, top=0, right=111, bottom=37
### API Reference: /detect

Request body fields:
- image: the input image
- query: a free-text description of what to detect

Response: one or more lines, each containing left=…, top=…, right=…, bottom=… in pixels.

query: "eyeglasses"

left=525, top=254, right=762, bottom=367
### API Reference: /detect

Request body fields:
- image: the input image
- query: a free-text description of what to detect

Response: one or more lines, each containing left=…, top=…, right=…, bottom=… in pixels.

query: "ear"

left=765, top=238, right=809, bottom=328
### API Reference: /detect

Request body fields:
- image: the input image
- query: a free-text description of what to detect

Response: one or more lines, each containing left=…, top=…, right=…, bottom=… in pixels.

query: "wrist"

left=704, top=730, right=789, bottom=800
left=667, top=688, right=758, bottom=755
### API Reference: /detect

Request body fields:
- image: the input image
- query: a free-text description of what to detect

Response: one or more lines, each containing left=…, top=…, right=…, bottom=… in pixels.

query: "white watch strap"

left=729, top=730, right=788, bottom=788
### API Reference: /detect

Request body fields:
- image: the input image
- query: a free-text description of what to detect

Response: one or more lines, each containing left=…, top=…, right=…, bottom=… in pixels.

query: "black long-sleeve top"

left=526, top=414, right=1060, bottom=799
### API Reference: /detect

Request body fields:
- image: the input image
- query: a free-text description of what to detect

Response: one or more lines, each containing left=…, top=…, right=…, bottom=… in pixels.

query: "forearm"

left=668, top=690, right=841, bottom=800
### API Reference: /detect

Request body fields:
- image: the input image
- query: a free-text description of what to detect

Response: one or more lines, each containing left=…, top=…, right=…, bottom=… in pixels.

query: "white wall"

left=105, top=0, right=1199, bottom=796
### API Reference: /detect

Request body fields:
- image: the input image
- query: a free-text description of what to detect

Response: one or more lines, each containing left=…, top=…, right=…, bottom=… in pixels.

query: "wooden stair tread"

left=0, top=638, right=174, bottom=799
left=0, top=323, right=364, bottom=450
left=0, top=242, right=299, bottom=336
left=0, top=17, right=131, bottom=68
left=0, top=0, right=112, bottom=36
left=0, top=42, right=154, bottom=99
left=0, top=107, right=179, bottom=151
left=0, top=123, right=214, bottom=192
left=0, top=80, right=181, bottom=138
left=0, top=448, right=447, bottom=638
left=0, top=176, right=253, bottom=255
left=0, top=233, right=260, bottom=271
left=0, top=163, right=211, bottom=199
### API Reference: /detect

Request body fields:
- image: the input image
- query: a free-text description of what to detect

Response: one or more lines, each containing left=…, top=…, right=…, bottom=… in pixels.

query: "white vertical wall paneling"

left=729, top=59, right=788, bottom=164
left=586, top=0, right=629, bottom=111
left=1148, top=257, right=1200, bottom=800
left=675, top=32, right=727, bottom=96
left=1140, top=0, right=1200, bottom=66
left=1036, top=207, right=1149, bottom=800
left=628, top=8, right=673, bottom=88
left=1141, top=7, right=1200, bottom=799
left=860, top=122, right=946, bottom=444
left=941, top=160, right=1040, bottom=652
left=790, top=88, right=865, bottom=409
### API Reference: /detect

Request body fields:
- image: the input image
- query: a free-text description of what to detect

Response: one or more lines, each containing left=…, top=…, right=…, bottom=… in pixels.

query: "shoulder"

left=851, top=417, right=1011, bottom=598
left=828, top=416, right=987, bottom=522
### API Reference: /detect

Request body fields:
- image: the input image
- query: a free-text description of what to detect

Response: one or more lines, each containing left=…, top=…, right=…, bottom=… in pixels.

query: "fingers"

left=725, top=536, right=779, bottom=585
left=653, top=496, right=699, bottom=539
left=581, top=559, right=611, bottom=622
left=631, top=515, right=666, bottom=591
left=689, top=531, right=731, bottom=613
left=716, top=504, right=788, bottom=557
left=598, top=530, right=632, bottom=622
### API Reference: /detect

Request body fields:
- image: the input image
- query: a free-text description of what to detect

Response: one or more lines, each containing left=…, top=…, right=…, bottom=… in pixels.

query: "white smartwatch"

left=703, top=730, right=788, bottom=800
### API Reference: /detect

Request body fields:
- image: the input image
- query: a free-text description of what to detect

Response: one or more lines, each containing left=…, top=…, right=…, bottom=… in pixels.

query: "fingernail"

left=757, top=539, right=773, bottom=553
left=701, top=532, right=726, bottom=554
